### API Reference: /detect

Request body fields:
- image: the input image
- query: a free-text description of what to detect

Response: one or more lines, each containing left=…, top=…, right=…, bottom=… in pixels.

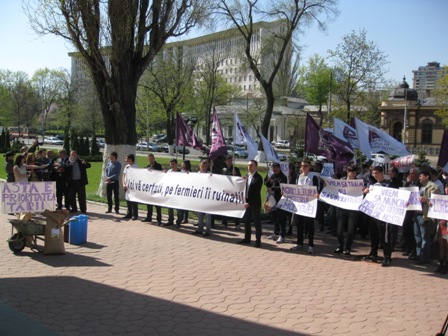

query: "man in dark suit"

left=237, top=160, right=263, bottom=248
left=66, top=150, right=91, bottom=214
left=142, top=153, right=163, bottom=224
left=221, top=155, right=242, bottom=229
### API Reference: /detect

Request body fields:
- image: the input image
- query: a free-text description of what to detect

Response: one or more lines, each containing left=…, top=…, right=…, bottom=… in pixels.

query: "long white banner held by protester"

left=1, top=181, right=56, bottom=213
left=359, top=186, right=411, bottom=226
left=275, top=184, right=318, bottom=218
left=319, top=178, right=364, bottom=211
left=428, top=194, right=448, bottom=221
left=126, top=168, right=247, bottom=218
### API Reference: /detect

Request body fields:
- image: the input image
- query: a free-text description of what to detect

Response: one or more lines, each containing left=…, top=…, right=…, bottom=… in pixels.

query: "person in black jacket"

left=265, top=162, right=288, bottom=243
left=237, top=160, right=263, bottom=248
left=221, top=155, right=242, bottom=229
left=66, top=150, right=91, bottom=214
left=4, top=151, right=15, bottom=182
left=142, top=153, right=163, bottom=224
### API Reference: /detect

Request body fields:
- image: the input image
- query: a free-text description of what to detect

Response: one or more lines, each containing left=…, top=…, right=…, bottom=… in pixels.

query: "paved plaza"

left=0, top=202, right=447, bottom=335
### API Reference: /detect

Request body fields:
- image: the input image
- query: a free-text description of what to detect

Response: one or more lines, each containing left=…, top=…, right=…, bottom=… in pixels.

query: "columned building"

left=380, top=77, right=444, bottom=154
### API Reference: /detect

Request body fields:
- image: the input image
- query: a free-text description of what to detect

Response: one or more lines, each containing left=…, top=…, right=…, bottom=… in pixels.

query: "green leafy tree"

left=327, top=29, right=389, bottom=123
left=296, top=54, right=335, bottom=125
left=434, top=66, right=448, bottom=127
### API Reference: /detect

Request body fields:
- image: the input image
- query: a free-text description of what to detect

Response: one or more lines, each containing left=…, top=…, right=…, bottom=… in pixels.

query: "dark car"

left=163, top=145, right=190, bottom=154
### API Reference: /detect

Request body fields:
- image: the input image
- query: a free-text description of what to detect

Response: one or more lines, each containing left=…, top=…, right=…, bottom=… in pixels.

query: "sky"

left=1, top=0, right=447, bottom=86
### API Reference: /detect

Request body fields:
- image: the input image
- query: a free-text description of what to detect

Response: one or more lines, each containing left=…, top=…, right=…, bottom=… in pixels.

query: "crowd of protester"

left=5, top=145, right=447, bottom=274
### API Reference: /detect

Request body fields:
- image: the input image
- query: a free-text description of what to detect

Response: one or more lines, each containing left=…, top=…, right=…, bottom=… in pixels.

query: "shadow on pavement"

left=0, top=276, right=307, bottom=336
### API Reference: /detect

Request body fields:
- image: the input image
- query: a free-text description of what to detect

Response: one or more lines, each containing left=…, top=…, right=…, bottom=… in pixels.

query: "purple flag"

left=209, top=107, right=227, bottom=160
left=176, top=113, right=206, bottom=151
left=306, top=113, right=354, bottom=164
left=437, top=130, right=448, bottom=168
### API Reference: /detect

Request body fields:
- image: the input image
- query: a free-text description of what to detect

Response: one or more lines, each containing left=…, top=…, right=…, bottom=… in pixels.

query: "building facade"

left=412, top=61, right=447, bottom=98
left=380, top=76, right=444, bottom=155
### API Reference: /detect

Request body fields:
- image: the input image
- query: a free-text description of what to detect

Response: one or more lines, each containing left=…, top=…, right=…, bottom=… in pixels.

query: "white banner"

left=126, top=168, right=247, bottom=218
left=275, top=184, right=318, bottom=218
left=359, top=186, right=411, bottom=226
left=428, top=194, right=448, bottom=221
left=1, top=181, right=56, bottom=213
left=400, top=186, right=422, bottom=211
left=391, top=155, right=416, bottom=173
left=319, top=178, right=364, bottom=210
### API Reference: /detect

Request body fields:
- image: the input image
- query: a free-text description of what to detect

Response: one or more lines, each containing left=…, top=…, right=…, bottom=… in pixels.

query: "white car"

left=277, top=153, right=288, bottom=161
left=274, top=140, right=290, bottom=149
left=44, top=137, right=64, bottom=145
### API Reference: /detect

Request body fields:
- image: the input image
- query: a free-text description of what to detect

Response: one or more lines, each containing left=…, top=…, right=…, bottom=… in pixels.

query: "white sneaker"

left=267, top=234, right=277, bottom=240
left=308, top=246, right=314, bottom=254
left=276, top=236, right=285, bottom=244
left=290, top=245, right=303, bottom=251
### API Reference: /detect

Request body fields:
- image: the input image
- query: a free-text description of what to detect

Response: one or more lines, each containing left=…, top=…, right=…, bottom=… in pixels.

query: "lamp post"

left=403, top=86, right=408, bottom=145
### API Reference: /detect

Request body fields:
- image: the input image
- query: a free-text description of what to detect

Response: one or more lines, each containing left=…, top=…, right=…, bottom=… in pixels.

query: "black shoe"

left=70, top=209, right=78, bottom=213
left=408, top=254, right=418, bottom=260
left=141, top=218, right=152, bottom=222
left=203, top=232, right=210, bottom=237
left=435, top=263, right=445, bottom=273
left=105, top=210, right=112, bottom=213
left=122, top=215, right=132, bottom=219
left=343, top=250, right=351, bottom=256
left=440, top=265, right=448, bottom=274
left=115, top=210, right=120, bottom=214
left=132, top=217, right=138, bottom=221
left=382, top=258, right=391, bottom=267
left=367, top=254, right=378, bottom=261
left=333, top=248, right=343, bottom=254
left=192, top=231, right=202, bottom=235
left=416, top=260, right=430, bottom=265
left=237, top=239, right=250, bottom=245
left=255, top=241, right=261, bottom=248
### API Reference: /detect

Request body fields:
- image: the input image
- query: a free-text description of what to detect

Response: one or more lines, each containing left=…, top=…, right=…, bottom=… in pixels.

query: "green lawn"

left=1, top=153, right=270, bottom=215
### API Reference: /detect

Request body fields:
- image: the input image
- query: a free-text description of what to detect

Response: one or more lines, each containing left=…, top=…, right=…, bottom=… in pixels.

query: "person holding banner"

left=221, top=155, right=241, bottom=229
left=363, top=166, right=393, bottom=266
left=192, top=160, right=212, bottom=237
left=237, top=160, right=263, bottom=248
left=435, top=183, right=448, bottom=274
left=264, top=162, right=288, bottom=244
left=402, top=168, right=420, bottom=259
left=4, top=151, right=15, bottom=182
left=122, top=154, right=139, bottom=220
left=142, top=153, right=163, bottom=224
left=166, top=159, right=183, bottom=227
left=334, top=166, right=360, bottom=256
left=290, top=159, right=317, bottom=254
left=414, top=171, right=440, bottom=265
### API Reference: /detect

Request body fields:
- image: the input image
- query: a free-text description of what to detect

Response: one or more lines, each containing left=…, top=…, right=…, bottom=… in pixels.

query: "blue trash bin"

left=69, top=215, right=88, bottom=245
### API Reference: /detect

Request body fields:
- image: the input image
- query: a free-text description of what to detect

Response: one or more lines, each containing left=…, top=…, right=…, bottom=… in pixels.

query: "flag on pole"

left=333, top=117, right=359, bottom=149
left=260, top=134, right=280, bottom=162
left=176, top=113, right=206, bottom=151
left=437, top=130, right=448, bottom=169
left=209, top=107, right=228, bottom=160
left=354, top=118, right=408, bottom=159
left=305, top=113, right=354, bottom=163
left=234, top=112, right=258, bottom=160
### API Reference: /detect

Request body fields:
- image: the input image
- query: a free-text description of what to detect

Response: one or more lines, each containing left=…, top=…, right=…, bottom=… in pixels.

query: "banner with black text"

left=319, top=178, right=364, bottom=210
left=125, top=169, right=247, bottom=218
left=275, top=184, right=318, bottom=218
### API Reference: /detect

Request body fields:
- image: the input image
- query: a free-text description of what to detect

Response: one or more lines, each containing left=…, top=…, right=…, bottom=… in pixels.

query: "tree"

left=139, top=49, right=197, bottom=151
left=296, top=54, right=335, bottom=125
left=31, top=68, right=65, bottom=137
left=434, top=66, right=448, bottom=128
left=327, top=29, right=389, bottom=123
left=215, top=0, right=337, bottom=155
left=24, top=0, right=209, bottom=195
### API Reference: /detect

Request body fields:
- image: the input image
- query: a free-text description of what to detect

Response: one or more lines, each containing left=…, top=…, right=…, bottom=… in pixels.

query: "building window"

left=421, top=121, right=432, bottom=144
left=393, top=122, right=402, bottom=142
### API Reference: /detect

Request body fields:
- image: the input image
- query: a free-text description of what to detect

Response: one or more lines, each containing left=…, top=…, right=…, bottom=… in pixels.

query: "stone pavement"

left=0, top=202, right=447, bottom=336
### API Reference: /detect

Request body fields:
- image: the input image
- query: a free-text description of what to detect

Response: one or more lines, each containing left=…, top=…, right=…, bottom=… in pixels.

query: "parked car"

left=136, top=142, right=161, bottom=152
left=43, top=137, right=64, bottom=145
left=96, top=138, right=105, bottom=148
left=163, top=145, right=190, bottom=154
left=306, top=153, right=328, bottom=163
left=277, top=153, right=288, bottom=161
left=274, top=140, right=290, bottom=149
left=226, top=145, right=248, bottom=159
left=153, top=135, right=167, bottom=143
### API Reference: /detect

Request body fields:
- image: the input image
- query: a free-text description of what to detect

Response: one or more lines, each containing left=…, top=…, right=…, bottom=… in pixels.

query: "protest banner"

left=125, top=168, right=247, bottom=218
left=428, top=194, right=448, bottom=221
left=400, top=186, right=422, bottom=211
left=319, top=178, right=364, bottom=210
left=321, top=163, right=334, bottom=178
left=1, top=181, right=56, bottom=214
left=359, top=186, right=410, bottom=226
left=275, top=184, right=318, bottom=218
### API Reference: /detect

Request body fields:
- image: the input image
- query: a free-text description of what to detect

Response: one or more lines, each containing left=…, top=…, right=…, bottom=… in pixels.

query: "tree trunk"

left=260, top=85, right=275, bottom=151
